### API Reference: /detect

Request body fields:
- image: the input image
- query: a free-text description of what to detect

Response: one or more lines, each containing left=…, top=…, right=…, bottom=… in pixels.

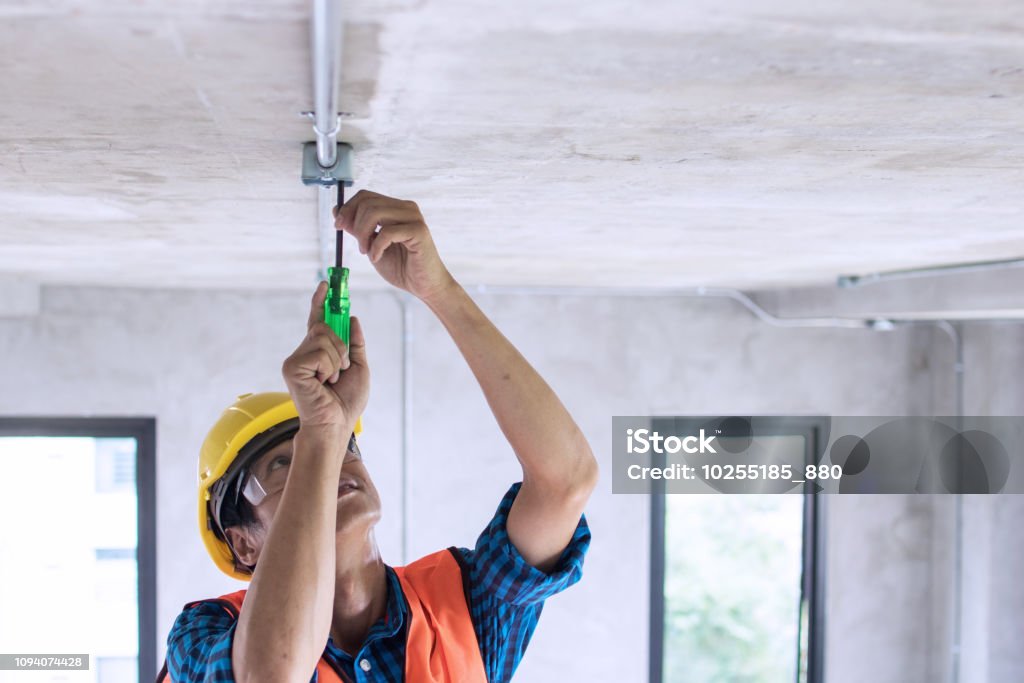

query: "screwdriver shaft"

left=336, top=184, right=344, bottom=270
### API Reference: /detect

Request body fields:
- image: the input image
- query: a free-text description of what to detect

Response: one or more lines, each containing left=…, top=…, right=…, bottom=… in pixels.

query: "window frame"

left=648, top=415, right=827, bottom=683
left=0, top=416, right=157, bottom=683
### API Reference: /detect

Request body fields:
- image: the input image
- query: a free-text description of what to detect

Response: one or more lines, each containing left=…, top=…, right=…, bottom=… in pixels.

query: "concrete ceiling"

left=1, top=0, right=1022, bottom=292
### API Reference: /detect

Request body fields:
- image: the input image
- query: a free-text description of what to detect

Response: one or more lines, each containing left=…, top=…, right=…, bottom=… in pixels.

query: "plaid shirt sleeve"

left=165, top=600, right=319, bottom=683
left=165, top=600, right=239, bottom=683
left=457, top=481, right=592, bottom=682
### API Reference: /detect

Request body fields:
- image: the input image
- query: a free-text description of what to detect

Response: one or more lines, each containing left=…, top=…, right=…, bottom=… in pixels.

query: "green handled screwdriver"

left=324, top=184, right=351, bottom=346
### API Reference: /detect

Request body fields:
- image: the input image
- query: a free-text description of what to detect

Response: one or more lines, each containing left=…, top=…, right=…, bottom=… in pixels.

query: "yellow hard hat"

left=197, top=392, right=362, bottom=580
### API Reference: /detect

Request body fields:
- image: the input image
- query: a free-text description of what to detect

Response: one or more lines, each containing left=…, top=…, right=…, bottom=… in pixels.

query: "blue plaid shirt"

left=166, top=482, right=591, bottom=682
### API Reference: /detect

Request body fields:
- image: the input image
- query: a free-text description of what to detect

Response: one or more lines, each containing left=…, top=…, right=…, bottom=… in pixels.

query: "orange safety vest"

left=157, top=548, right=487, bottom=683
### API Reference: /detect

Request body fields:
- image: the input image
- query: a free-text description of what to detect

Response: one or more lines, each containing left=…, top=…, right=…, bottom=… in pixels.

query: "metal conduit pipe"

left=838, top=256, right=1024, bottom=288
left=307, top=0, right=347, bottom=279
left=471, top=284, right=884, bottom=329
left=913, top=320, right=966, bottom=683
left=932, top=321, right=964, bottom=683
left=310, top=0, right=343, bottom=169
left=932, top=321, right=965, bottom=421
left=694, top=286, right=881, bottom=329
left=393, top=291, right=415, bottom=565
left=471, top=283, right=1024, bottom=325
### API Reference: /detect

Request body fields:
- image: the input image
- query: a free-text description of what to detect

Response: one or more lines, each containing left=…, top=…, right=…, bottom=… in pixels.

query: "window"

left=650, top=417, right=826, bottom=683
left=0, top=418, right=156, bottom=683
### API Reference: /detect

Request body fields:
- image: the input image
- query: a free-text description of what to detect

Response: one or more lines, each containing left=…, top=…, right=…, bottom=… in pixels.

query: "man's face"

left=225, top=435, right=383, bottom=569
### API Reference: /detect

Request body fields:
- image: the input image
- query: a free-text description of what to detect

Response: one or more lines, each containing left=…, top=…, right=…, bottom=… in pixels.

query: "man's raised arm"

left=337, top=191, right=598, bottom=572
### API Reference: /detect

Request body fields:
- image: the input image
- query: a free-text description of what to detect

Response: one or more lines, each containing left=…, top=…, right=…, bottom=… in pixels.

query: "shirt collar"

left=325, top=565, right=407, bottom=658
left=377, top=565, right=407, bottom=637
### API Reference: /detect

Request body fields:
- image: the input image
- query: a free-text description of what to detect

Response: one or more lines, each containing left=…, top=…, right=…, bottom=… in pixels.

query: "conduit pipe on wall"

left=470, top=284, right=1024, bottom=323
left=933, top=321, right=964, bottom=683
left=473, top=284, right=886, bottom=327
left=932, top=321, right=965, bottom=420
left=464, top=286, right=973, bottom=423
left=890, top=321, right=964, bottom=683
left=393, top=292, right=415, bottom=565
left=468, top=285, right=976, bottom=420
left=838, top=256, right=1024, bottom=288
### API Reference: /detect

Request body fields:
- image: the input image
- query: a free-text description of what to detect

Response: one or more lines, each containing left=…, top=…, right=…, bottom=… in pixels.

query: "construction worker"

left=162, top=190, right=598, bottom=682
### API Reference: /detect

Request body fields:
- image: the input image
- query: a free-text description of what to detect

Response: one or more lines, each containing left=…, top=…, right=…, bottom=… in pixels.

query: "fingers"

left=309, top=324, right=347, bottom=382
left=324, top=315, right=371, bottom=419
left=347, top=316, right=367, bottom=369
left=307, top=280, right=328, bottom=330
left=284, top=322, right=349, bottom=385
left=367, top=222, right=424, bottom=264
left=335, top=190, right=423, bottom=255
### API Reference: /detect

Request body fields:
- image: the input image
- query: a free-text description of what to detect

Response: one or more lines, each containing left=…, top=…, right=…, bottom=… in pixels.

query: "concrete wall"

left=0, top=283, right=1021, bottom=682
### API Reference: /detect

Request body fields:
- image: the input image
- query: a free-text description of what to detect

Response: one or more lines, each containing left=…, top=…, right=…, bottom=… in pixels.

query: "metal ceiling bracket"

left=301, top=141, right=354, bottom=187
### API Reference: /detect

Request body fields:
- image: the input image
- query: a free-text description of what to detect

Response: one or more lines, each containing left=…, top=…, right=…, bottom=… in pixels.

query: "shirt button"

left=359, top=659, right=372, bottom=672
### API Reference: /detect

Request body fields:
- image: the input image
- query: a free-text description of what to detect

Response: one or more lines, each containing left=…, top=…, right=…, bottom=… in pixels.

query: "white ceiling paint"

left=1, top=0, right=1022, bottom=291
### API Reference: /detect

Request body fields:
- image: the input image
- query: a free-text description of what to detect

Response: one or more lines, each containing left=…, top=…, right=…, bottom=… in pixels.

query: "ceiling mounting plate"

left=301, top=142, right=354, bottom=187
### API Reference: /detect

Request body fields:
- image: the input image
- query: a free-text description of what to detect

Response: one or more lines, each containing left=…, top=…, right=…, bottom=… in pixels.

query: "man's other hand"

left=334, top=190, right=455, bottom=303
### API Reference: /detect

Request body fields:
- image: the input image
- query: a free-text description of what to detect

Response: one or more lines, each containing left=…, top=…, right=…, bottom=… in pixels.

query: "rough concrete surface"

left=1, top=0, right=1022, bottom=290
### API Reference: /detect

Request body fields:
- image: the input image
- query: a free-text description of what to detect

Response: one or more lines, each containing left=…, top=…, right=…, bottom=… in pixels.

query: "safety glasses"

left=237, top=433, right=360, bottom=507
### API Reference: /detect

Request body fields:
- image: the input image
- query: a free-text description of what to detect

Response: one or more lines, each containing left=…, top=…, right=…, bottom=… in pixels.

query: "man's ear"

left=224, top=526, right=260, bottom=568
